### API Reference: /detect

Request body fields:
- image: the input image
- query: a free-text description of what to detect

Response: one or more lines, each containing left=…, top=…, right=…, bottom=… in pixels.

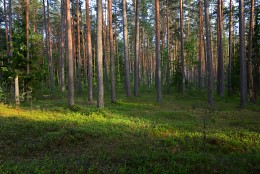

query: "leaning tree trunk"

left=96, top=0, right=104, bottom=108
left=155, top=0, right=162, bottom=102
left=204, top=0, right=214, bottom=106
left=122, top=0, right=131, bottom=97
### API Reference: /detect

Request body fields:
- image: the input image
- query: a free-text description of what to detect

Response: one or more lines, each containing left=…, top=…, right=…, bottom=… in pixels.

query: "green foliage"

left=0, top=91, right=259, bottom=173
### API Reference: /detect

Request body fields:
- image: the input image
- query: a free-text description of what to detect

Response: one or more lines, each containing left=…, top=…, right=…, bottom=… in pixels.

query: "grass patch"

left=0, top=90, right=259, bottom=173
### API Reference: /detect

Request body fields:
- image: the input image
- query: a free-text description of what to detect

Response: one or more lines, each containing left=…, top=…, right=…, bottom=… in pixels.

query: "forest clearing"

left=0, top=89, right=259, bottom=173
left=0, top=0, right=260, bottom=173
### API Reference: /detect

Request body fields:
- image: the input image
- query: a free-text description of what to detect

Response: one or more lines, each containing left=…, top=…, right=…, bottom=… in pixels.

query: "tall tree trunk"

left=97, top=0, right=104, bottom=108
left=217, top=0, right=224, bottom=96
left=180, top=0, right=185, bottom=96
left=239, top=0, right=247, bottom=107
left=155, top=0, right=162, bottom=102
left=228, top=0, right=233, bottom=96
left=9, top=0, right=13, bottom=58
left=60, top=0, right=65, bottom=92
left=166, top=0, right=171, bottom=94
left=86, top=0, right=93, bottom=102
left=134, top=0, right=140, bottom=96
left=248, top=0, right=255, bottom=102
left=108, top=0, right=116, bottom=103
left=47, top=0, right=55, bottom=95
left=76, top=0, right=82, bottom=94
left=102, top=11, right=109, bottom=91
left=198, top=0, right=204, bottom=91
left=66, top=0, right=74, bottom=106
left=204, top=0, right=214, bottom=106
left=122, top=0, right=131, bottom=96
left=25, top=0, right=29, bottom=74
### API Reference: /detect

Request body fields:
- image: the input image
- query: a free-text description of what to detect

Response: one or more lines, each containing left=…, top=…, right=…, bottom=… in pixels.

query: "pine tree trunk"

left=86, top=0, right=93, bottom=102
left=122, top=0, right=131, bottom=97
left=155, top=0, right=162, bottom=102
left=108, top=0, right=116, bottom=103
left=134, top=0, right=140, bottom=96
left=25, top=0, right=29, bottom=74
left=97, top=0, right=104, bottom=108
left=66, top=0, right=74, bottom=106
left=60, top=0, right=65, bottom=92
left=76, top=0, right=82, bottom=94
left=204, top=0, right=214, bottom=106
left=228, top=0, right=233, bottom=96
left=198, top=0, right=204, bottom=90
left=239, top=0, right=247, bottom=107
left=180, top=0, right=185, bottom=96
left=15, top=75, right=20, bottom=105
left=217, top=0, right=224, bottom=97
left=248, top=0, right=255, bottom=102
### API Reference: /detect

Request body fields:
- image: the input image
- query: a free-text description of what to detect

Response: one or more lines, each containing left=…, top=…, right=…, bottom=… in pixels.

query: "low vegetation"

left=0, top=90, right=259, bottom=173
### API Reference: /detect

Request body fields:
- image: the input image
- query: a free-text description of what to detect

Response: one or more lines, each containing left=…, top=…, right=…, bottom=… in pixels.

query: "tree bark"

left=198, top=0, right=204, bottom=90
left=239, top=0, right=247, bottom=107
left=76, top=0, right=82, bottom=94
left=15, top=75, right=20, bottom=105
left=204, top=0, right=214, bottom=106
left=122, top=0, right=131, bottom=96
left=108, top=0, right=116, bottom=103
left=228, top=0, right=233, bottom=96
left=180, top=0, right=185, bottom=96
left=25, top=0, right=29, bottom=74
left=155, top=0, right=162, bottom=102
left=134, top=0, right=140, bottom=96
left=248, top=0, right=255, bottom=102
left=97, top=0, right=104, bottom=108
left=60, top=0, right=65, bottom=92
left=86, top=0, right=93, bottom=102
left=217, top=0, right=224, bottom=97
left=66, top=0, right=75, bottom=106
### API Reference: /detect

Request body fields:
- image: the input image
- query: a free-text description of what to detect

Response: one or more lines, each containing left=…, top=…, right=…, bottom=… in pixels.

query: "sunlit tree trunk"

left=97, top=0, right=104, bottom=108
left=155, top=0, right=162, bottom=102
left=66, top=0, right=74, bottom=106
left=86, top=0, right=93, bottom=102
left=15, top=75, right=20, bottom=105
left=166, top=0, right=171, bottom=94
left=60, top=0, right=65, bottom=92
left=122, top=0, right=131, bottom=96
left=108, top=0, right=116, bottom=103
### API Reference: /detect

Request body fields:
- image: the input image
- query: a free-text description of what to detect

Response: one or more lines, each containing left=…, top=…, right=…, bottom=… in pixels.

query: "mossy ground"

left=0, top=88, right=259, bottom=173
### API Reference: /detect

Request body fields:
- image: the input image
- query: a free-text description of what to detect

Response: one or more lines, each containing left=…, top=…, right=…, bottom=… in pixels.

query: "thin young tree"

left=122, top=0, right=131, bottom=96
left=248, top=0, right=255, bottom=102
left=86, top=0, right=93, bottom=102
left=108, top=0, right=116, bottom=102
left=155, top=0, right=162, bottom=102
left=204, top=0, right=214, bottom=106
left=198, top=0, right=204, bottom=90
left=25, top=0, right=29, bottom=74
left=96, top=0, right=104, bottom=108
left=239, top=0, right=247, bottom=107
left=66, top=0, right=75, bottom=106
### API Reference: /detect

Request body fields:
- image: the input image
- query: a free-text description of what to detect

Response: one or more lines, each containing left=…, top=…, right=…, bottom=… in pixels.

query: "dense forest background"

left=0, top=0, right=259, bottom=107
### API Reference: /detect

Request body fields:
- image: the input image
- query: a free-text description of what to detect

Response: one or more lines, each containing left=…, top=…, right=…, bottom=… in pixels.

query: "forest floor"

left=0, top=88, right=259, bottom=173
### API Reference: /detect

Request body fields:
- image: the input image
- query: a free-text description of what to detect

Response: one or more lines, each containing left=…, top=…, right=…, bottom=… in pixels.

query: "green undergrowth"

left=0, top=90, right=259, bottom=173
